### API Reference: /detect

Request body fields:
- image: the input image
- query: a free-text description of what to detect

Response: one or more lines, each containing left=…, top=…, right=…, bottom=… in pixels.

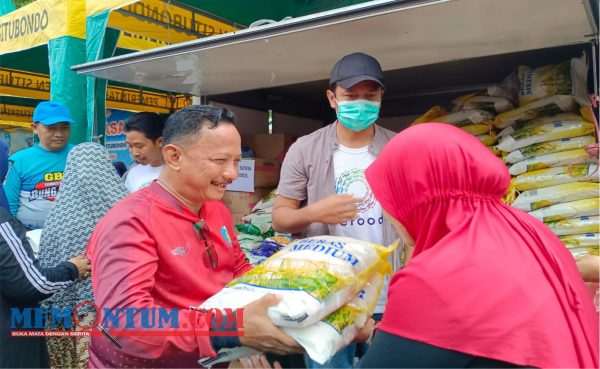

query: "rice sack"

left=511, top=182, right=599, bottom=212
left=528, top=198, right=599, bottom=223
left=200, top=236, right=396, bottom=327
left=502, top=135, right=596, bottom=164
left=545, top=216, right=600, bottom=236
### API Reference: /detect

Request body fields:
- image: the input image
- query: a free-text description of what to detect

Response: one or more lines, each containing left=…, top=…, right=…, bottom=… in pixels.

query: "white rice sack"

left=496, top=119, right=595, bottom=152
left=453, top=94, right=513, bottom=113
left=198, top=272, right=388, bottom=368
left=518, top=53, right=589, bottom=107
left=200, top=236, right=396, bottom=327
left=508, top=149, right=591, bottom=176
left=497, top=113, right=585, bottom=138
left=284, top=272, right=386, bottom=364
left=511, top=182, right=599, bottom=212
left=252, top=189, right=277, bottom=213
left=545, top=216, right=600, bottom=236
left=512, top=164, right=599, bottom=191
left=494, top=95, right=576, bottom=129
left=503, top=135, right=596, bottom=164
left=434, top=109, right=495, bottom=127
left=560, top=233, right=600, bottom=248
left=528, top=198, right=599, bottom=223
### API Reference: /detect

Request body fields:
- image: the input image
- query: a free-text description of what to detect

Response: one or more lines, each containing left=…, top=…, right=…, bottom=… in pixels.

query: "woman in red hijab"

left=359, top=123, right=598, bottom=368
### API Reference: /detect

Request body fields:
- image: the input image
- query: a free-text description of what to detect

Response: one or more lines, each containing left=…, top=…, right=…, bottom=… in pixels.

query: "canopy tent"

left=71, top=0, right=598, bottom=124
left=1, top=0, right=370, bottom=142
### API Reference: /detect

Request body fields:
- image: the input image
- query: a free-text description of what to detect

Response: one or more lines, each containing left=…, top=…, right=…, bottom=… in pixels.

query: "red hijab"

left=365, top=123, right=598, bottom=368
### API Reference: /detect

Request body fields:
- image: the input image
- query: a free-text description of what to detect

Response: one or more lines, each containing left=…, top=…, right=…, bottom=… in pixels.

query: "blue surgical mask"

left=335, top=99, right=381, bottom=131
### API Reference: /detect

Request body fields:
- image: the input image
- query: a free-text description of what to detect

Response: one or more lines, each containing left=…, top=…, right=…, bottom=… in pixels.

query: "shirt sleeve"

left=275, top=141, right=308, bottom=201
left=0, top=212, right=77, bottom=304
left=88, top=215, right=219, bottom=363
left=3, top=159, right=22, bottom=216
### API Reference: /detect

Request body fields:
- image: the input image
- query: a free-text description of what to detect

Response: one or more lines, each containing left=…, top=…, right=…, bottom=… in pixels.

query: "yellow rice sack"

left=560, top=233, right=600, bottom=248
left=545, top=216, right=600, bottom=236
left=566, top=245, right=599, bottom=258
left=412, top=105, right=447, bottom=125
left=496, top=119, right=595, bottom=152
left=511, top=164, right=599, bottom=191
left=494, top=95, right=576, bottom=129
left=200, top=236, right=396, bottom=327
left=199, top=272, right=388, bottom=367
left=511, top=182, right=599, bottom=212
left=284, top=271, right=386, bottom=364
left=476, top=132, right=497, bottom=146
left=486, top=145, right=503, bottom=156
left=508, top=148, right=591, bottom=176
left=518, top=54, right=589, bottom=107
left=503, top=135, right=596, bottom=164
left=497, top=113, right=585, bottom=139
left=433, top=109, right=495, bottom=127
left=461, top=124, right=492, bottom=136
left=453, top=94, right=513, bottom=113
left=528, top=198, right=599, bottom=222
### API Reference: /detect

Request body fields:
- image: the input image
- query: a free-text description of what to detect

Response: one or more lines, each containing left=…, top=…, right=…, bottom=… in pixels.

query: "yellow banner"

left=0, top=104, right=34, bottom=123
left=86, top=0, right=139, bottom=17
left=116, top=30, right=171, bottom=51
left=0, top=0, right=84, bottom=55
left=0, top=68, right=50, bottom=100
left=0, top=68, right=191, bottom=113
left=108, top=0, right=239, bottom=47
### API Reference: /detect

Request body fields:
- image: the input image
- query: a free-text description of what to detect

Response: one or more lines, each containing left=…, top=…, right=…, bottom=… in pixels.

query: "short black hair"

left=124, top=112, right=165, bottom=141
left=163, top=105, right=235, bottom=147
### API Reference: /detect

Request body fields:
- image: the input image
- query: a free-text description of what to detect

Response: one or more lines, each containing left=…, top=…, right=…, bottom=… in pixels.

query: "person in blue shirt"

left=0, top=139, right=10, bottom=210
left=3, top=101, right=75, bottom=229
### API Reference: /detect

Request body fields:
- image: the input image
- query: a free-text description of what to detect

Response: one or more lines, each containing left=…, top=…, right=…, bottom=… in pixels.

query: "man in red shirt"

left=87, top=105, right=300, bottom=368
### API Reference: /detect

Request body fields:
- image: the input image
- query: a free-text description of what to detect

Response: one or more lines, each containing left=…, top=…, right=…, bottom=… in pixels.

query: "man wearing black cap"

left=272, top=52, right=400, bottom=368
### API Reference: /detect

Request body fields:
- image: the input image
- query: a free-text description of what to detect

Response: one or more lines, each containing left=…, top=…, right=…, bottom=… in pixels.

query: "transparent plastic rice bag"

left=497, top=113, right=586, bottom=138
left=502, top=135, right=596, bottom=164
left=508, top=148, right=591, bottom=176
left=518, top=54, right=589, bottom=107
left=511, top=164, right=598, bottom=191
left=475, top=132, right=497, bottom=146
left=453, top=94, right=513, bottom=113
left=511, top=182, right=599, bottom=212
left=432, top=109, right=495, bottom=127
left=528, top=198, right=599, bottom=223
left=560, top=233, right=600, bottom=248
left=200, top=236, right=397, bottom=327
left=460, top=123, right=492, bottom=136
left=284, top=271, right=386, bottom=364
left=545, top=216, right=600, bottom=236
left=496, top=119, right=595, bottom=152
left=494, top=95, right=576, bottom=129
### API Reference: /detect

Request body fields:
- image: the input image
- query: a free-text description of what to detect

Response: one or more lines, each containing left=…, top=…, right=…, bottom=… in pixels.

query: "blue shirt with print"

left=3, top=143, right=73, bottom=229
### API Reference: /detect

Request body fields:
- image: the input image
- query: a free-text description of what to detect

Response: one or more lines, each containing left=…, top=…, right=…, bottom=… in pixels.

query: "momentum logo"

left=10, top=301, right=244, bottom=339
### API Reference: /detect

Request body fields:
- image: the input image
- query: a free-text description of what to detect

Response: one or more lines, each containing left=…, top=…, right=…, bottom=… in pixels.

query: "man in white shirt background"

left=123, top=112, right=166, bottom=192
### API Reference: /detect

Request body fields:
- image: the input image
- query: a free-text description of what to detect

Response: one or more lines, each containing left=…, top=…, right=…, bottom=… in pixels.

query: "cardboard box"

left=254, top=158, right=282, bottom=188
left=242, top=133, right=297, bottom=161
left=222, top=187, right=274, bottom=215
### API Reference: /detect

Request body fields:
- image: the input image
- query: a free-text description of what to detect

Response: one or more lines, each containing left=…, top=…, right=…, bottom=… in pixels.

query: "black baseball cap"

left=329, top=52, right=385, bottom=89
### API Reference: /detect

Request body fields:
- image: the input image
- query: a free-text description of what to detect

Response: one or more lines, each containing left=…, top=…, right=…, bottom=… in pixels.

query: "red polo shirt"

left=87, top=181, right=251, bottom=368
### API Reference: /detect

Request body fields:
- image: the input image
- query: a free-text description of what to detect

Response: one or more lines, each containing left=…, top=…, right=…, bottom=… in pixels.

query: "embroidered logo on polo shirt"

left=171, top=241, right=191, bottom=256
left=220, top=226, right=232, bottom=247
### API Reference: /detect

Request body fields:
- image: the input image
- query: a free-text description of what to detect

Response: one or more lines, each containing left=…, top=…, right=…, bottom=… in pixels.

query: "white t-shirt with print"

left=332, top=144, right=389, bottom=314
left=125, top=164, right=164, bottom=193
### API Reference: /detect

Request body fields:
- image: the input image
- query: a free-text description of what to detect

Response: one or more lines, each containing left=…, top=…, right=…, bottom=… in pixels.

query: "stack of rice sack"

left=496, top=54, right=599, bottom=257
left=412, top=73, right=518, bottom=156
left=199, top=236, right=397, bottom=365
left=233, top=190, right=292, bottom=264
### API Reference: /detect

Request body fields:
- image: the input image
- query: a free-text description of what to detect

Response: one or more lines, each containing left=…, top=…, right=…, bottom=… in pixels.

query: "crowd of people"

left=0, top=52, right=598, bottom=369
